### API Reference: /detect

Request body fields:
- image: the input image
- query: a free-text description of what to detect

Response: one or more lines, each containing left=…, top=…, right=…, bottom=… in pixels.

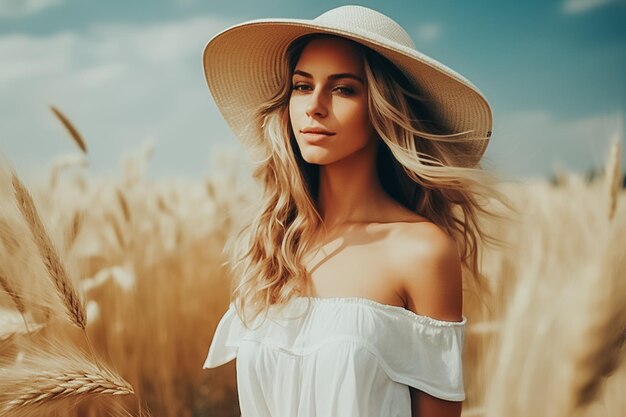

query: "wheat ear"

left=49, top=105, right=87, bottom=154
left=10, top=171, right=86, bottom=330
left=0, top=341, right=135, bottom=415
left=2, top=369, right=133, bottom=412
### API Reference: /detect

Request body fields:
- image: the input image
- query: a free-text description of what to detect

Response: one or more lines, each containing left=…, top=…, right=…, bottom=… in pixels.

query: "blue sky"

left=1, top=0, right=625, bottom=182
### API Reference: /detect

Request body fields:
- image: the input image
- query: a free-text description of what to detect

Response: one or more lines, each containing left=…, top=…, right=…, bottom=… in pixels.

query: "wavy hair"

left=223, top=33, right=518, bottom=328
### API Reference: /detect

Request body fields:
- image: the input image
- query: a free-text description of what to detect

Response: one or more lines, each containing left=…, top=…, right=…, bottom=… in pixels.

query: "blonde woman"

left=202, top=5, right=513, bottom=417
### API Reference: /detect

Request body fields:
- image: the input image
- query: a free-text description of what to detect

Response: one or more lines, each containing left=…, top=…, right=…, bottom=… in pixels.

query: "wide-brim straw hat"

left=202, top=5, right=492, bottom=168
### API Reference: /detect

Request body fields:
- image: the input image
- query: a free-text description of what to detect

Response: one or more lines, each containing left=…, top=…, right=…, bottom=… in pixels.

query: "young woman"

left=202, top=5, right=513, bottom=417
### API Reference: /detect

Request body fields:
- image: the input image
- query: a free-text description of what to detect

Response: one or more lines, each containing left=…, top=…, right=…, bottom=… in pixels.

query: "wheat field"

left=0, top=119, right=625, bottom=416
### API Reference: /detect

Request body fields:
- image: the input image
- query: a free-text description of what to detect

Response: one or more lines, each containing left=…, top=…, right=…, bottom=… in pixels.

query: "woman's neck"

left=318, top=150, right=383, bottom=223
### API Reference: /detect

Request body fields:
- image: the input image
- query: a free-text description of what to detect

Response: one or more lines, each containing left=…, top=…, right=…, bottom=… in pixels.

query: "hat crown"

left=314, top=5, right=416, bottom=49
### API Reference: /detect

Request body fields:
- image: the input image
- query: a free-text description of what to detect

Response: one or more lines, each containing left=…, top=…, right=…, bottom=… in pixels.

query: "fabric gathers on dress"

left=203, top=296, right=467, bottom=417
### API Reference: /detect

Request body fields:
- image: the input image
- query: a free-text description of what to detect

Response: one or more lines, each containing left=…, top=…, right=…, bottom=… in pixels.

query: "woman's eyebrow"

left=292, top=69, right=364, bottom=84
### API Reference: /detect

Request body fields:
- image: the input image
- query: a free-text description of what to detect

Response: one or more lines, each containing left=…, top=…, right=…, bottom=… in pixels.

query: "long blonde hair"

left=224, top=33, right=517, bottom=328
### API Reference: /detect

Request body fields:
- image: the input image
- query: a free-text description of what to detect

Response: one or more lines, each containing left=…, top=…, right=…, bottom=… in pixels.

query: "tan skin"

left=289, top=36, right=464, bottom=417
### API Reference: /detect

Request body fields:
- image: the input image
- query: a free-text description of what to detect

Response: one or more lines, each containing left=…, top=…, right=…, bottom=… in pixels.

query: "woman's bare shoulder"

left=382, top=219, right=453, bottom=267
left=385, top=219, right=463, bottom=320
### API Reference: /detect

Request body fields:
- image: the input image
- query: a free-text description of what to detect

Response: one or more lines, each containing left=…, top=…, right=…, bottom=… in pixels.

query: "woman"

left=202, top=5, right=513, bottom=417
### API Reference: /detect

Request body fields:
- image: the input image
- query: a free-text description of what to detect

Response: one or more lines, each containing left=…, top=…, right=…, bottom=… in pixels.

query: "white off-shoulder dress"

left=203, top=296, right=466, bottom=417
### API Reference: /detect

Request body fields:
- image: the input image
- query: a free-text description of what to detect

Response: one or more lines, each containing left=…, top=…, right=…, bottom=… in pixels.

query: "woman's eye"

left=290, top=84, right=354, bottom=95
left=291, top=84, right=310, bottom=92
left=334, top=86, right=354, bottom=95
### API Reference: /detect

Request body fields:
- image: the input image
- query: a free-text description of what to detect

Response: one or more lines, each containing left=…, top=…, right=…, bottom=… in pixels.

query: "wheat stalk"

left=206, top=179, right=216, bottom=200
left=0, top=308, right=44, bottom=342
left=10, top=170, right=86, bottom=330
left=156, top=195, right=174, bottom=216
left=563, top=213, right=626, bottom=414
left=116, top=188, right=131, bottom=223
left=0, top=269, right=26, bottom=315
left=65, top=210, right=83, bottom=251
left=462, top=407, right=486, bottom=417
left=49, top=105, right=87, bottom=155
left=104, top=211, right=126, bottom=249
left=48, top=154, right=89, bottom=191
left=605, top=134, right=622, bottom=221
left=0, top=218, right=20, bottom=256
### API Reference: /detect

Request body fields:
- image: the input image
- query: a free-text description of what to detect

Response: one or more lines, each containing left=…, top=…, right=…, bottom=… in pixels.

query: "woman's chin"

left=299, top=149, right=333, bottom=165
left=301, top=155, right=326, bottom=165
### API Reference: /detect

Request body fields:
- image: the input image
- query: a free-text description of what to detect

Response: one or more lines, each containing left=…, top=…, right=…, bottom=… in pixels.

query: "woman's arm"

left=393, top=222, right=465, bottom=417
left=410, top=387, right=463, bottom=417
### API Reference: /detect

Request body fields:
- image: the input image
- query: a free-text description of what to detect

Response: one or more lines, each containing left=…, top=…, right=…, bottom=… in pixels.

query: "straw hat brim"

left=202, top=18, right=492, bottom=167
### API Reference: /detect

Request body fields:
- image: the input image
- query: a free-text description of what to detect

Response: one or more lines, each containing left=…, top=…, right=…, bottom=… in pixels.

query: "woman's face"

left=289, top=36, right=377, bottom=165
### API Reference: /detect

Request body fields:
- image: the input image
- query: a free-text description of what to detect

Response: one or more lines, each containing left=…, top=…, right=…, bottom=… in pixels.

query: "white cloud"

left=414, top=22, right=441, bottom=43
left=0, top=0, right=64, bottom=17
left=483, top=109, right=625, bottom=180
left=0, top=14, right=242, bottom=181
left=3, top=13, right=621, bottom=183
left=562, top=0, right=614, bottom=14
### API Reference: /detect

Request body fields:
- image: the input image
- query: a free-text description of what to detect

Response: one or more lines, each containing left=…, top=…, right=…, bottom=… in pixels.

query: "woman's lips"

left=301, top=132, right=335, bottom=144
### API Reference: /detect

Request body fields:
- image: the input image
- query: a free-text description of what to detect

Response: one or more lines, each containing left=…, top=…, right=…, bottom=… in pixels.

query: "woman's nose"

left=305, top=88, right=327, bottom=118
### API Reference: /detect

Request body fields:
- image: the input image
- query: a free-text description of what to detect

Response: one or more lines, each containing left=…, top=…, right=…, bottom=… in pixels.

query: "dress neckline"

left=292, top=296, right=467, bottom=327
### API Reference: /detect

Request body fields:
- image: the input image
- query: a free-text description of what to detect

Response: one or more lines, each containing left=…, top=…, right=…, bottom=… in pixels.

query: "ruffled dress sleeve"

left=202, top=303, right=244, bottom=369
left=377, top=313, right=467, bottom=401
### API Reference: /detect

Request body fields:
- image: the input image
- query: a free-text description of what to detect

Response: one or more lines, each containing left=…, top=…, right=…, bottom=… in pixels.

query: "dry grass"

left=478, top=176, right=626, bottom=417
left=1, top=150, right=136, bottom=415
left=0, top=111, right=624, bottom=416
